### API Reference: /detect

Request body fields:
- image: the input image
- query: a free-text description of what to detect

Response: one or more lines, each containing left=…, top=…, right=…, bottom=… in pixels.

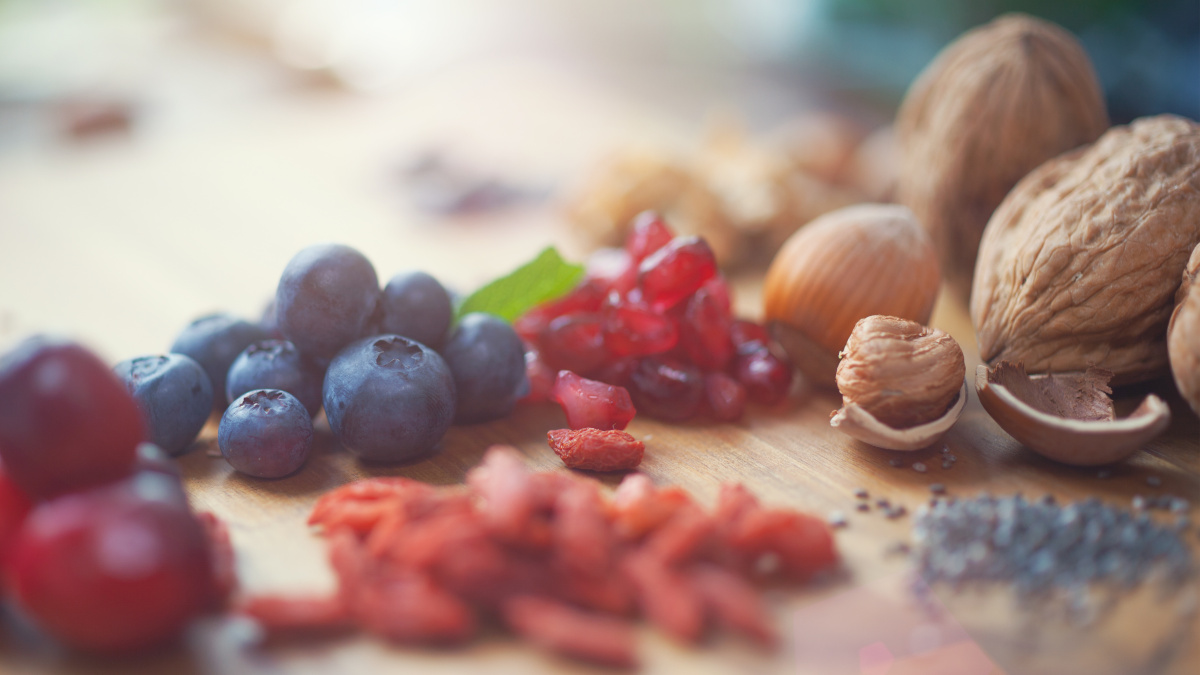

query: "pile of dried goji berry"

left=239, top=445, right=838, bottom=667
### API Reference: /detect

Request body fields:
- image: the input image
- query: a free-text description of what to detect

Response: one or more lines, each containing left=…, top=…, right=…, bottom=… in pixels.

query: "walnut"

left=1168, top=244, right=1200, bottom=416
left=971, top=115, right=1200, bottom=386
left=896, top=14, right=1109, bottom=300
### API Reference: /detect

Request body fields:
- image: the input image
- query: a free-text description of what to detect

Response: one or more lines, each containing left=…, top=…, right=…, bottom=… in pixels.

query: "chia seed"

left=885, top=542, right=911, bottom=556
left=828, top=511, right=848, bottom=529
left=1147, top=476, right=1163, bottom=488
left=854, top=488, right=869, bottom=500
left=940, top=446, right=951, bottom=454
left=889, top=458, right=903, bottom=468
left=913, top=462, right=927, bottom=473
left=1132, top=495, right=1147, bottom=511
left=856, top=502, right=870, bottom=512
left=886, top=505, right=908, bottom=520
left=876, top=498, right=890, bottom=509
left=941, top=460, right=955, bottom=470
left=1171, top=498, right=1190, bottom=514
left=912, top=494, right=1193, bottom=603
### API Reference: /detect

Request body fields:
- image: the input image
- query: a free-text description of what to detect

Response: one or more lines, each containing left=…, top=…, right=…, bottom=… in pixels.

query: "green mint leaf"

left=455, top=246, right=585, bottom=322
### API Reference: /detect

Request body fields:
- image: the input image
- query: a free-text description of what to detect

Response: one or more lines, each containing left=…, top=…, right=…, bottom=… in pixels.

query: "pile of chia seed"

left=912, top=494, right=1194, bottom=598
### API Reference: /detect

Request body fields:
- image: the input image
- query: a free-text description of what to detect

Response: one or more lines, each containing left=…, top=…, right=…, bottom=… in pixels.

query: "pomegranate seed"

left=729, top=320, right=772, bottom=356
left=704, top=372, right=746, bottom=422
left=592, top=358, right=638, bottom=388
left=627, top=357, right=703, bottom=422
left=547, top=428, right=645, bottom=472
left=0, top=338, right=143, bottom=499
left=625, top=211, right=675, bottom=263
left=733, top=349, right=793, bottom=406
left=0, top=460, right=33, bottom=569
left=515, top=281, right=607, bottom=343
left=539, top=313, right=608, bottom=376
left=585, top=249, right=638, bottom=295
left=8, top=472, right=213, bottom=653
left=637, top=237, right=717, bottom=313
left=551, top=371, right=636, bottom=430
left=679, top=285, right=734, bottom=371
left=700, top=276, right=732, bottom=314
left=520, top=344, right=556, bottom=403
left=603, top=302, right=679, bottom=358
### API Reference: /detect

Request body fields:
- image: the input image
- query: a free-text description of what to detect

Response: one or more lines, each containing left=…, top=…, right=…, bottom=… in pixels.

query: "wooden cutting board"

left=1, top=58, right=1198, bottom=675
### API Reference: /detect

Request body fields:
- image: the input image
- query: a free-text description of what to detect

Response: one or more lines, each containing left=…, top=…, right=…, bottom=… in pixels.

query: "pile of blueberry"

left=122, top=244, right=526, bottom=478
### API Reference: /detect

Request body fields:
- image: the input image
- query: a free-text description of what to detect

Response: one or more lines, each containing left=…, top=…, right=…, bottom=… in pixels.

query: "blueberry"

left=225, top=340, right=324, bottom=417
left=114, top=354, right=213, bottom=456
left=276, top=244, right=379, bottom=361
left=323, top=335, right=455, bottom=462
left=217, top=390, right=312, bottom=478
left=169, top=314, right=269, bottom=412
left=374, top=271, right=453, bottom=348
left=439, top=312, right=526, bottom=424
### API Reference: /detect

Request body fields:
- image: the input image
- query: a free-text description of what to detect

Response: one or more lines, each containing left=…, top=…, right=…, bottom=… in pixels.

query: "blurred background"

left=0, top=0, right=1196, bottom=357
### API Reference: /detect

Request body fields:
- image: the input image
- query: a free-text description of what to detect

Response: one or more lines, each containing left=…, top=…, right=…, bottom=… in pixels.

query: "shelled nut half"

left=975, top=362, right=1170, bottom=466
left=830, top=316, right=966, bottom=451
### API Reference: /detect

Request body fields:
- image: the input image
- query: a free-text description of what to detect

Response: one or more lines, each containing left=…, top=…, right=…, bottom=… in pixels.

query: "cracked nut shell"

left=1168, top=244, right=1200, bottom=416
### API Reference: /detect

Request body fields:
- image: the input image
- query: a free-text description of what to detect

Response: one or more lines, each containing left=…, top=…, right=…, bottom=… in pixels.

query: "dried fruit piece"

left=971, top=115, right=1200, bottom=385
left=622, top=551, right=705, bottom=643
left=975, top=362, right=1170, bottom=466
left=240, top=595, right=351, bottom=635
left=690, top=562, right=777, bottom=647
left=502, top=595, right=638, bottom=668
left=547, top=428, right=645, bottom=472
left=551, top=370, right=637, bottom=430
left=637, top=236, right=718, bottom=313
left=355, top=573, right=476, bottom=644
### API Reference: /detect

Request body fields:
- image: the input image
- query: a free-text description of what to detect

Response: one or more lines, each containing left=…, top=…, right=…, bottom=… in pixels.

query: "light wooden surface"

left=1, top=56, right=1198, bottom=675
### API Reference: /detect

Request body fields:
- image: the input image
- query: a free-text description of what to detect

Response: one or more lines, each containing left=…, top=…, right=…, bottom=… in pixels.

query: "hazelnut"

left=975, top=362, right=1170, bottom=466
left=830, top=316, right=967, bottom=451
left=762, top=204, right=940, bottom=387
left=1167, top=244, right=1200, bottom=416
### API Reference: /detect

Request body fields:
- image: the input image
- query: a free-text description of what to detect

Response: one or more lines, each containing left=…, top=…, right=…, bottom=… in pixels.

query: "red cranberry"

left=551, top=370, right=637, bottom=430
left=733, top=349, right=793, bottom=406
left=539, top=313, right=608, bottom=376
left=8, top=472, right=213, bottom=653
left=627, top=357, right=703, bottom=422
left=625, top=211, right=675, bottom=263
left=703, top=372, right=746, bottom=423
left=679, top=285, right=734, bottom=371
left=0, top=338, right=143, bottom=499
left=520, top=345, right=557, bottom=403
left=637, top=237, right=717, bottom=313
left=602, top=302, right=679, bottom=358
left=729, top=320, right=772, bottom=356
left=0, top=460, right=33, bottom=570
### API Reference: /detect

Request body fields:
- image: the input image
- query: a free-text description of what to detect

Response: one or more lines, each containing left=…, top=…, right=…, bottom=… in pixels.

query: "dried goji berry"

left=239, top=595, right=351, bottom=636
left=644, top=504, right=716, bottom=566
left=689, top=562, right=776, bottom=648
left=621, top=551, right=704, bottom=644
left=547, top=428, right=644, bottom=472
left=502, top=595, right=638, bottom=668
left=355, top=572, right=476, bottom=644
left=612, top=474, right=692, bottom=540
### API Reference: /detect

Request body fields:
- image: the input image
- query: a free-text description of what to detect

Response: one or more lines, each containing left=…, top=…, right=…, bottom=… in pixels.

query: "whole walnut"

left=896, top=14, right=1109, bottom=300
left=1168, top=245, right=1200, bottom=416
left=972, top=115, right=1200, bottom=386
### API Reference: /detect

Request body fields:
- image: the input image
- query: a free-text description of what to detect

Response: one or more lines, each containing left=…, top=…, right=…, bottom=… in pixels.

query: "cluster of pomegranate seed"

left=240, top=446, right=838, bottom=667
left=0, top=338, right=233, bottom=654
left=518, top=212, right=792, bottom=424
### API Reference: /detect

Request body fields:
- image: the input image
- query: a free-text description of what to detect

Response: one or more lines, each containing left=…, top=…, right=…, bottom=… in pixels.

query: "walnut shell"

left=1168, top=244, right=1200, bottom=416
left=836, top=316, right=966, bottom=429
left=972, top=115, right=1200, bottom=386
left=763, top=204, right=941, bottom=387
left=896, top=13, right=1108, bottom=300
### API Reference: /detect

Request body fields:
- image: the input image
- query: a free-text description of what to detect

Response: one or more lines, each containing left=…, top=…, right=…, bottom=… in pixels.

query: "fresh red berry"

left=551, top=371, right=636, bottom=430
left=539, top=314, right=608, bottom=376
left=592, top=358, right=638, bottom=388
left=515, top=280, right=607, bottom=343
left=627, top=357, right=703, bottom=422
left=624, top=211, right=675, bottom=263
left=679, top=285, right=734, bottom=370
left=602, top=301, right=679, bottom=358
left=0, top=338, right=143, bottom=499
left=704, top=372, right=747, bottom=423
left=733, top=349, right=793, bottom=406
left=547, top=428, right=644, bottom=472
left=637, top=237, right=717, bottom=313
left=0, top=459, right=33, bottom=570
left=8, top=472, right=213, bottom=653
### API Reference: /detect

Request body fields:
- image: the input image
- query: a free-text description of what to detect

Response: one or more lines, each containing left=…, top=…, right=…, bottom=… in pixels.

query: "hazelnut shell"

left=831, top=382, right=967, bottom=452
left=975, top=363, right=1170, bottom=466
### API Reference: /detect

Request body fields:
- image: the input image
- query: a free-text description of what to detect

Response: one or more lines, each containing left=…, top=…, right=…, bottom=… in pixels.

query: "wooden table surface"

left=1, top=55, right=1198, bottom=675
